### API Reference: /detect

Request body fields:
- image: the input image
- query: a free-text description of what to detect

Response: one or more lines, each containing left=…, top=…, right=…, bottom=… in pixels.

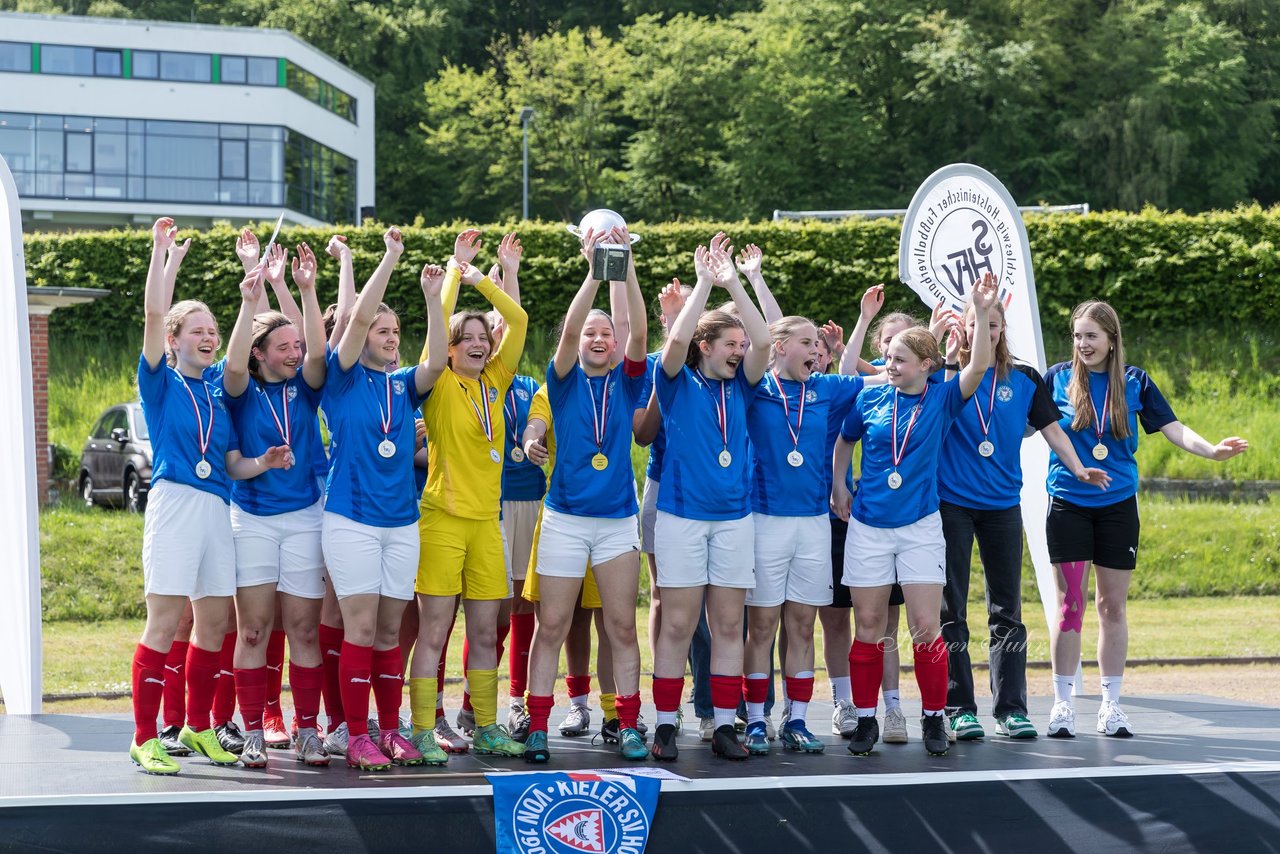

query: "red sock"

left=339, top=641, right=374, bottom=738
left=616, top=692, right=641, bottom=731
left=742, top=675, right=769, bottom=705
left=234, top=666, right=268, bottom=731
left=849, top=639, right=885, bottom=711
left=652, top=676, right=684, bottom=713
left=161, top=641, right=188, bottom=729
left=508, top=612, right=535, bottom=699
left=371, top=647, right=405, bottom=731
left=783, top=675, right=814, bottom=704
left=211, top=631, right=237, bottom=727
left=527, top=693, right=555, bottom=734
left=264, top=630, right=286, bottom=724
left=185, top=644, right=222, bottom=732
left=913, top=637, right=949, bottom=714
left=131, top=643, right=167, bottom=745
left=565, top=674, right=592, bottom=704
left=318, top=623, right=345, bottom=729
left=710, top=674, right=741, bottom=713
left=290, top=662, right=324, bottom=731
left=460, top=638, right=473, bottom=712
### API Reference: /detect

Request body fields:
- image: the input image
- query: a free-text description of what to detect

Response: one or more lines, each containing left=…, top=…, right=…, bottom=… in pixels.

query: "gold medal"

left=591, top=453, right=609, bottom=471
left=1092, top=443, right=1109, bottom=461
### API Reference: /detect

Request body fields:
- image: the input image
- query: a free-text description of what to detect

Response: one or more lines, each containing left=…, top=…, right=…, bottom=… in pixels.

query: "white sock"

left=790, top=700, right=809, bottom=724
left=569, top=694, right=588, bottom=707
left=1053, top=674, right=1075, bottom=705
left=882, top=689, right=901, bottom=711
left=922, top=708, right=944, bottom=717
left=713, top=707, right=736, bottom=729
left=856, top=706, right=878, bottom=719
left=1100, top=675, right=1123, bottom=704
left=831, top=676, right=852, bottom=703
left=657, top=710, right=677, bottom=727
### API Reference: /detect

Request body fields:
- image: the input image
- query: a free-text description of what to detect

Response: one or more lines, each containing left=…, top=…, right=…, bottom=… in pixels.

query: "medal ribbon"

left=587, top=372, right=611, bottom=451
left=1089, top=381, right=1110, bottom=445
left=771, top=370, right=805, bottom=451
left=504, top=387, right=522, bottom=448
left=695, top=370, right=729, bottom=450
left=261, top=381, right=292, bottom=446
left=376, top=371, right=394, bottom=440
left=175, top=370, right=214, bottom=458
left=463, top=377, right=494, bottom=444
left=890, top=384, right=929, bottom=470
left=973, top=371, right=997, bottom=441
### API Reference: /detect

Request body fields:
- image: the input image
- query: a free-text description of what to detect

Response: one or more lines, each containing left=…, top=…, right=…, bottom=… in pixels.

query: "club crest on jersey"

left=286, top=384, right=299, bottom=402
left=997, top=383, right=1013, bottom=403
left=805, top=389, right=818, bottom=404
left=493, top=772, right=659, bottom=854
left=516, top=388, right=530, bottom=401
left=393, top=379, right=406, bottom=396
left=489, top=387, right=500, bottom=403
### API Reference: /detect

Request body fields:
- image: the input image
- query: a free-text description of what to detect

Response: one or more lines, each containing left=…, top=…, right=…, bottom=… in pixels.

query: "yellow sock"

left=409, top=677, right=437, bottom=735
left=600, top=692, right=617, bottom=721
left=468, top=668, right=499, bottom=727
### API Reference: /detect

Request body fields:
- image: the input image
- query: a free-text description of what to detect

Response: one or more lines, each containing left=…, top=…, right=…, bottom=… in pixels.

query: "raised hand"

left=944, top=322, right=964, bottom=363
left=453, top=228, right=482, bottom=265
left=265, top=242, right=288, bottom=287
left=579, top=227, right=604, bottom=273
left=1212, top=437, right=1249, bottom=461
left=709, top=231, right=734, bottom=261
left=168, top=236, right=193, bottom=266
left=971, top=271, right=998, bottom=311
left=488, top=263, right=504, bottom=290
left=325, top=234, right=349, bottom=260
left=291, top=242, right=317, bottom=292
left=239, top=262, right=266, bottom=304
left=384, top=227, right=405, bottom=256
left=421, top=263, right=446, bottom=299
left=860, top=284, right=886, bottom=320
left=497, top=231, right=523, bottom=274
left=236, top=228, right=260, bottom=270
left=659, top=279, right=687, bottom=318
left=736, top=243, right=763, bottom=277
left=458, top=261, right=484, bottom=287
left=692, top=245, right=714, bottom=282
left=706, top=237, right=738, bottom=287
left=930, top=299, right=960, bottom=342
left=819, top=320, right=846, bottom=355
left=152, top=217, right=176, bottom=251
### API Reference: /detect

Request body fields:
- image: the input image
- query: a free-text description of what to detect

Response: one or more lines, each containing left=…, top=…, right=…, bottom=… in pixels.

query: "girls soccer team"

left=127, top=218, right=1248, bottom=775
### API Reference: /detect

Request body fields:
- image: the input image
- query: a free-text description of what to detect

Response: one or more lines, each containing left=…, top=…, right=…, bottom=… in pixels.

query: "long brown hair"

left=447, top=310, right=493, bottom=369
left=1067, top=301, right=1130, bottom=440
left=685, top=309, right=744, bottom=368
left=248, top=311, right=293, bottom=380
left=958, top=299, right=1012, bottom=380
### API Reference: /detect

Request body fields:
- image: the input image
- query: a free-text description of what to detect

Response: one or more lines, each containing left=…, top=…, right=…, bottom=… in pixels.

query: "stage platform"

left=1, top=694, right=1278, bottom=852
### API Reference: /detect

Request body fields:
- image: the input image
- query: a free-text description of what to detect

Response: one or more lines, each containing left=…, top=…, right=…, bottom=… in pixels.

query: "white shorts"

left=502, top=499, right=541, bottom=581
left=230, top=500, right=325, bottom=598
left=535, top=506, right=639, bottom=579
left=640, top=478, right=659, bottom=554
left=321, top=512, right=419, bottom=600
left=142, top=480, right=235, bottom=600
left=654, top=510, right=755, bottom=589
left=842, top=512, right=945, bottom=588
left=747, top=514, right=832, bottom=607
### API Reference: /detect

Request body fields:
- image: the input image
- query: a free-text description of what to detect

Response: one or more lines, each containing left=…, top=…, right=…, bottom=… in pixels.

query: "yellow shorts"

left=522, top=507, right=601, bottom=609
left=417, top=507, right=510, bottom=600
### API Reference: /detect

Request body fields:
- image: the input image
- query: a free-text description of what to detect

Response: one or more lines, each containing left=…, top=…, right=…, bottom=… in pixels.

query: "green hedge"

left=25, top=206, right=1280, bottom=345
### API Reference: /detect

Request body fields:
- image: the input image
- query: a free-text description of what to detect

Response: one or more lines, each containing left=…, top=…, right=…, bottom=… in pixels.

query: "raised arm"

left=336, top=227, right=405, bottom=371
left=736, top=243, right=783, bottom=324
left=1158, top=423, right=1249, bottom=461
left=496, top=231, right=523, bottom=304
left=461, top=262, right=528, bottom=374
left=610, top=226, right=643, bottom=363
left=708, top=233, right=770, bottom=384
left=235, top=228, right=260, bottom=275
left=291, top=243, right=327, bottom=391
left=160, top=231, right=192, bottom=311
left=325, top=234, right=355, bottom=350
left=223, top=263, right=267, bottom=398
left=266, top=243, right=304, bottom=334
left=958, top=273, right=997, bottom=399
left=840, top=284, right=884, bottom=376
left=661, top=249, right=716, bottom=379
left=415, top=263, right=448, bottom=396
left=143, top=218, right=177, bottom=369
left=553, top=228, right=605, bottom=380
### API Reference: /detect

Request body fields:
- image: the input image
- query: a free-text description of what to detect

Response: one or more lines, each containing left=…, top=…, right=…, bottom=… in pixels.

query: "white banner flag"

left=898, top=163, right=1058, bottom=656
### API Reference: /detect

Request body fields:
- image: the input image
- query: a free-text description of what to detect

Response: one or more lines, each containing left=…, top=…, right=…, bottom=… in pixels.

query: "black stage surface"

left=1, top=695, right=1278, bottom=852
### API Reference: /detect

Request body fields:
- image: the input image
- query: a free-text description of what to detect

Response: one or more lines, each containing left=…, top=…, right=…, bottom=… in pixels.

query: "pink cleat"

left=345, top=734, right=392, bottom=772
left=379, top=731, right=426, bottom=766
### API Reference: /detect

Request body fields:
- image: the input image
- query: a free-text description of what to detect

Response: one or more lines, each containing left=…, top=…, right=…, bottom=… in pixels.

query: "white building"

left=0, top=11, right=374, bottom=230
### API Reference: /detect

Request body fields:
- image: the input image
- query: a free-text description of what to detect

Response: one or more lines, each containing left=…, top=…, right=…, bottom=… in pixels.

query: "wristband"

left=944, top=362, right=960, bottom=371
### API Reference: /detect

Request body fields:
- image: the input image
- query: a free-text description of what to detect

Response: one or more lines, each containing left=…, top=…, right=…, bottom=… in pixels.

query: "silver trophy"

left=567, top=209, right=640, bottom=281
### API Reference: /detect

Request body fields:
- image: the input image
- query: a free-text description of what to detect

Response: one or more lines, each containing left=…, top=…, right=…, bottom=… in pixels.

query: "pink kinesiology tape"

left=1059, top=561, right=1088, bottom=633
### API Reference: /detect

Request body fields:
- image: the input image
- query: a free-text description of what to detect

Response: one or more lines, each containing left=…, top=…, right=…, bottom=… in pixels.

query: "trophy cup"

left=567, top=209, right=640, bottom=281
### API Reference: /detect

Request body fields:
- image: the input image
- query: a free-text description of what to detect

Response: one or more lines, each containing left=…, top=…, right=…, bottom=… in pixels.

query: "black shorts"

left=829, top=517, right=903, bottom=607
left=1045, top=495, right=1140, bottom=571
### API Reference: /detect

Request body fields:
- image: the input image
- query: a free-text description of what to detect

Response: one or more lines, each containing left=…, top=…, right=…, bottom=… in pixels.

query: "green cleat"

left=780, top=722, right=826, bottom=754
left=523, top=730, right=550, bottom=763
left=130, top=738, right=180, bottom=775
left=618, top=728, right=648, bottom=761
left=409, top=729, right=450, bottom=766
left=472, top=723, right=525, bottom=757
left=178, top=725, right=239, bottom=766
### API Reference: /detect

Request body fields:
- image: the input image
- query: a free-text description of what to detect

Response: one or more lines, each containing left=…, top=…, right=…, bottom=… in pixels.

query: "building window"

left=247, top=57, right=276, bottom=86
left=159, top=52, right=212, bottom=83
left=132, top=50, right=159, bottom=79
left=221, top=55, right=246, bottom=84
left=65, top=132, right=93, bottom=174
left=286, top=61, right=357, bottom=122
left=220, top=139, right=247, bottom=179
left=0, top=41, right=32, bottom=73
left=94, top=49, right=122, bottom=77
left=42, top=45, right=95, bottom=76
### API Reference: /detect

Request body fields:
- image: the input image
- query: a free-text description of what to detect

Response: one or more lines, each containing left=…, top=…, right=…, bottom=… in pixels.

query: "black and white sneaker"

left=214, top=720, right=246, bottom=755
left=921, top=715, right=950, bottom=756
left=158, top=724, right=192, bottom=756
left=847, top=716, right=879, bottom=756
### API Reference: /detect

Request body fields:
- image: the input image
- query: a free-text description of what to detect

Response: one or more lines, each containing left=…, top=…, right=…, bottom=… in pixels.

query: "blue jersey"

left=309, top=346, right=334, bottom=482
left=656, top=364, right=759, bottom=521
left=748, top=372, right=864, bottom=517
left=1043, top=363, right=1176, bottom=506
left=638, top=353, right=667, bottom=483
left=137, top=354, right=235, bottom=502
left=501, top=374, right=547, bottom=502
left=938, top=364, right=1061, bottom=511
left=840, top=378, right=967, bottom=528
left=224, top=369, right=324, bottom=515
left=544, top=359, right=646, bottom=518
left=322, top=350, right=427, bottom=527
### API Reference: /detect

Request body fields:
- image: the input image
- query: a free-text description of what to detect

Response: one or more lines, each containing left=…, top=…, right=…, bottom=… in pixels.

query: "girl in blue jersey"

left=221, top=242, right=330, bottom=769
left=521, top=226, right=649, bottom=762
left=938, top=299, right=1110, bottom=744
left=1043, top=301, right=1247, bottom=739
left=831, top=273, right=999, bottom=758
left=742, top=316, right=872, bottom=755
left=650, top=235, right=772, bottom=762
left=129, top=219, right=290, bottom=776
left=320, top=227, right=449, bottom=771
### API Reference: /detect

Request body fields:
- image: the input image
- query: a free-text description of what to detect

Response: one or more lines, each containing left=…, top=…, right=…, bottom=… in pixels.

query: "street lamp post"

left=520, top=107, right=534, bottom=220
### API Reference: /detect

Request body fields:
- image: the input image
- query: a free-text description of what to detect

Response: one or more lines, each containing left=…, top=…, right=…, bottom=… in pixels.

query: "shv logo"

left=494, top=771, right=660, bottom=854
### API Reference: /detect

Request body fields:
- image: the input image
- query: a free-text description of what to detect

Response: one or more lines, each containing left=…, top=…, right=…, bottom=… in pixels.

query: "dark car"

left=80, top=403, right=152, bottom=512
